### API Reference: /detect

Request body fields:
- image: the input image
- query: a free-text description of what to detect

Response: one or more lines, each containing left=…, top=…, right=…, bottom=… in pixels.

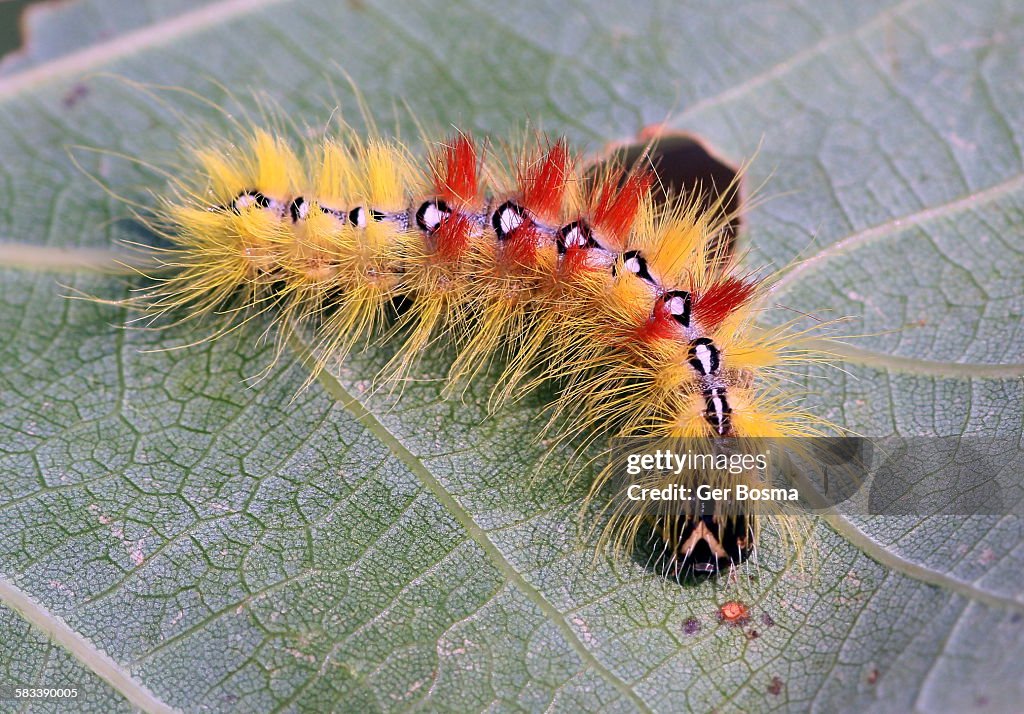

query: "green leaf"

left=0, top=601, right=134, bottom=712
left=1, top=0, right=1023, bottom=711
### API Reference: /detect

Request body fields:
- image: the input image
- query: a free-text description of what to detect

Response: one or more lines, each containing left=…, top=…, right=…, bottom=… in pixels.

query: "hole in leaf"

left=600, top=132, right=742, bottom=256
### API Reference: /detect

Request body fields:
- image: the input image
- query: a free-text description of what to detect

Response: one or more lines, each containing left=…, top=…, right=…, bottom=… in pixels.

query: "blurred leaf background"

left=0, top=1, right=1022, bottom=712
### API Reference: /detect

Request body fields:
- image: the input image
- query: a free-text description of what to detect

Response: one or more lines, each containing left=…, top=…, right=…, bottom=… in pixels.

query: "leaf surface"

left=1, top=0, right=1022, bottom=711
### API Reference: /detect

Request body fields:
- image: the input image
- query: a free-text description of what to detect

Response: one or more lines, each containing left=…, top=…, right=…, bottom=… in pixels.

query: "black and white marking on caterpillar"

left=557, top=220, right=596, bottom=254
left=492, top=201, right=527, bottom=240
left=619, top=250, right=658, bottom=285
left=415, top=199, right=451, bottom=233
left=289, top=197, right=309, bottom=222
left=702, top=386, right=732, bottom=436
left=663, top=290, right=692, bottom=327
left=233, top=190, right=270, bottom=212
left=688, top=337, right=720, bottom=376
left=348, top=207, right=368, bottom=228
left=643, top=511, right=751, bottom=579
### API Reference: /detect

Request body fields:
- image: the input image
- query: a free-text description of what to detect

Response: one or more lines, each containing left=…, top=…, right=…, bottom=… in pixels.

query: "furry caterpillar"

left=115, top=122, right=829, bottom=579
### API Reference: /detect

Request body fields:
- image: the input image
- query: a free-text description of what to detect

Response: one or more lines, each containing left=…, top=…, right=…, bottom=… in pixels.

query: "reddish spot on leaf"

left=717, top=600, right=750, bottom=626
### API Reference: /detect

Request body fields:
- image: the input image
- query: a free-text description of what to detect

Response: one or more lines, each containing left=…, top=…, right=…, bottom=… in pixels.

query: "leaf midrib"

left=0, top=0, right=924, bottom=117
left=824, top=515, right=1024, bottom=613
left=0, top=0, right=290, bottom=100
left=0, top=575, right=179, bottom=714
left=667, top=0, right=928, bottom=126
left=294, top=334, right=654, bottom=714
left=769, top=172, right=1024, bottom=299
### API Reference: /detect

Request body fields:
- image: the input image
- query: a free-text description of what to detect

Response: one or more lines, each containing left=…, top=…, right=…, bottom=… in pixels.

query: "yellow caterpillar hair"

left=95, top=107, right=835, bottom=580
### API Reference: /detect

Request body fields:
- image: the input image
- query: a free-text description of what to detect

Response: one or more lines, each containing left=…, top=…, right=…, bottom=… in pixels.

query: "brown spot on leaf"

left=62, top=82, right=89, bottom=109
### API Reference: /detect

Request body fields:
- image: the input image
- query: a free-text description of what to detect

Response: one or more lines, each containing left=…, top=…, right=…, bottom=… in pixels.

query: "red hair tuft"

left=502, top=221, right=544, bottom=267
left=591, top=170, right=654, bottom=244
left=434, top=212, right=474, bottom=262
left=434, top=134, right=479, bottom=206
left=520, top=139, right=572, bottom=219
left=691, top=277, right=757, bottom=330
